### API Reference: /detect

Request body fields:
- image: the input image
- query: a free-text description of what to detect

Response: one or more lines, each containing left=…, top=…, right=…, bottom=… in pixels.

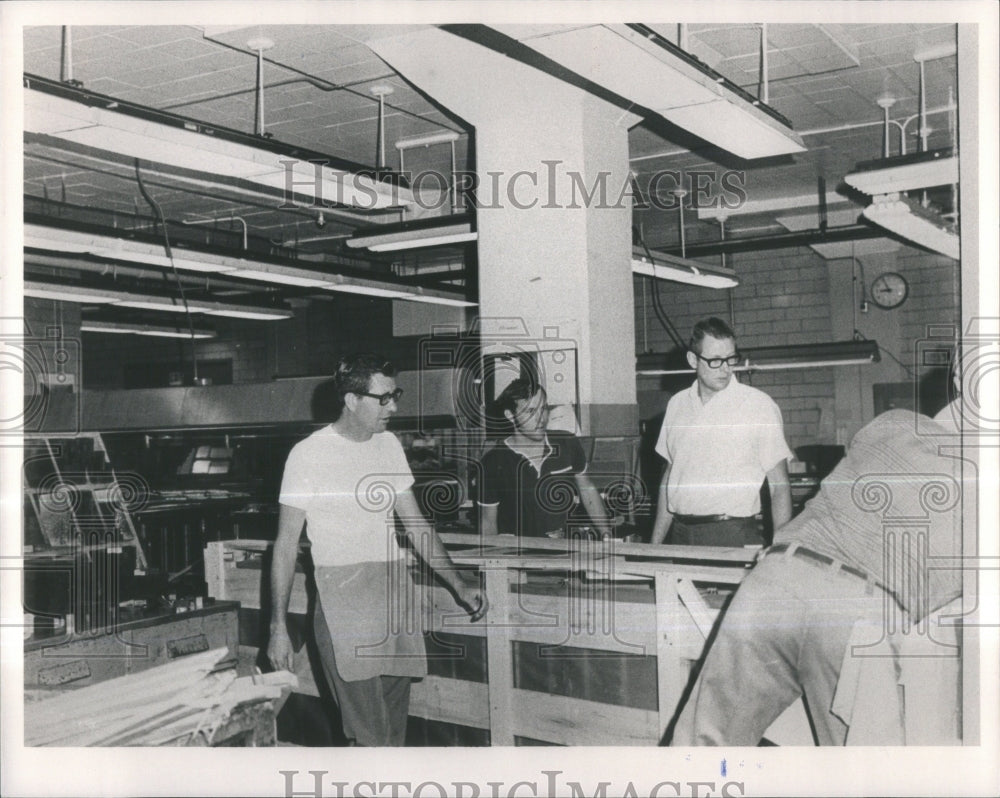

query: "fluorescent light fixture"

left=24, top=280, right=293, bottom=320
left=491, top=24, right=805, bottom=160
left=24, top=282, right=119, bottom=304
left=861, top=193, right=959, bottom=260
left=844, top=151, right=958, bottom=196
left=404, top=294, right=478, bottom=308
left=25, top=84, right=412, bottom=210
left=366, top=231, right=478, bottom=252
left=81, top=320, right=216, bottom=339
left=632, top=246, right=739, bottom=289
left=26, top=224, right=231, bottom=273
left=326, top=283, right=415, bottom=299
left=27, top=222, right=475, bottom=305
left=395, top=131, right=461, bottom=150
left=200, top=307, right=292, bottom=321
left=323, top=277, right=477, bottom=307
left=346, top=216, right=475, bottom=252
left=223, top=265, right=335, bottom=288
left=636, top=340, right=880, bottom=375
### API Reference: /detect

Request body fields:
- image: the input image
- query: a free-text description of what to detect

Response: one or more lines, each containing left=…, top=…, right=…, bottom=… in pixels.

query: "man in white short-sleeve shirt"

left=650, top=318, right=793, bottom=547
left=268, top=354, right=485, bottom=746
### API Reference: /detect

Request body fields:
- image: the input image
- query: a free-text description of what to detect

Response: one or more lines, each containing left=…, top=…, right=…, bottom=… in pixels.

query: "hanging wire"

left=134, top=160, right=200, bottom=383
left=635, top=234, right=686, bottom=349
left=853, top=329, right=915, bottom=378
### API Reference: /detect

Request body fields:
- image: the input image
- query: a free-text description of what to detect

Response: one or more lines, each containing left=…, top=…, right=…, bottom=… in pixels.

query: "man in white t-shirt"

left=650, top=318, right=793, bottom=547
left=268, top=354, right=485, bottom=746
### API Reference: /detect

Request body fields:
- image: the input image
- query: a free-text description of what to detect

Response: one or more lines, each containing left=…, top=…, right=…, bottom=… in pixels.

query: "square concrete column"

left=367, top=28, right=640, bottom=438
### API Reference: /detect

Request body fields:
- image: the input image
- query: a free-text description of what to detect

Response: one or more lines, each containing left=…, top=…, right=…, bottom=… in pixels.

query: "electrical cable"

left=134, top=160, right=200, bottom=383
left=636, top=237, right=686, bottom=349
left=853, top=329, right=915, bottom=378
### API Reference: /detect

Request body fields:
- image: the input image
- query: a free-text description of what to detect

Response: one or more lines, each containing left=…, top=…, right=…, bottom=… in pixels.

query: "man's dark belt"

left=767, top=542, right=884, bottom=590
left=673, top=513, right=752, bottom=525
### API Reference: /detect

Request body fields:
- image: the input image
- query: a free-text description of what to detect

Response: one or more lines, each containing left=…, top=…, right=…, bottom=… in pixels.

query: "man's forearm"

left=577, top=480, right=614, bottom=537
left=407, top=520, right=470, bottom=594
left=270, top=541, right=298, bottom=631
left=770, top=483, right=793, bottom=532
left=270, top=507, right=305, bottom=631
left=649, top=468, right=673, bottom=545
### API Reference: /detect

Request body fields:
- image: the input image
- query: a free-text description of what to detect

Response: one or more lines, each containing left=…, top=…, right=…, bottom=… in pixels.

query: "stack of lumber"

left=25, top=648, right=296, bottom=746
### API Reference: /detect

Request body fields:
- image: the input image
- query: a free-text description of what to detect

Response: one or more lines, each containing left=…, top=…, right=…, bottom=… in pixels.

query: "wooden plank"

left=675, top=577, right=719, bottom=639
left=439, top=533, right=758, bottom=565
left=409, top=675, right=490, bottom=730
left=424, top=581, right=658, bottom=655
left=615, top=562, right=751, bottom=583
left=484, top=562, right=515, bottom=746
left=510, top=689, right=660, bottom=746
left=654, top=571, right=689, bottom=742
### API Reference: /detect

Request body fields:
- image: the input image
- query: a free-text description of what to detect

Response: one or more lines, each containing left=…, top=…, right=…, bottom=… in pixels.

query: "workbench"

left=205, top=535, right=813, bottom=745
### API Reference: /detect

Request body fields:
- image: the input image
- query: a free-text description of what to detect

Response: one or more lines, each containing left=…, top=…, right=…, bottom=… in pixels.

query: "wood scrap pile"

left=25, top=648, right=296, bottom=746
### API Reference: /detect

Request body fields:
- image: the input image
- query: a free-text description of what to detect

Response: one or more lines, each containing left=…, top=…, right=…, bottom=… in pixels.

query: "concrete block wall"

left=896, top=251, right=961, bottom=357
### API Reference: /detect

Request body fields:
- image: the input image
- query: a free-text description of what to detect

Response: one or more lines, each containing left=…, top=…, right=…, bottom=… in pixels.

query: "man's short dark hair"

left=690, top=317, right=737, bottom=353
left=333, top=353, right=395, bottom=418
left=495, top=377, right=544, bottom=417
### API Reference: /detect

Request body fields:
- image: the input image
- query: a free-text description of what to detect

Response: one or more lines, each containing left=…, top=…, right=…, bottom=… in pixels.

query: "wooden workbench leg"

left=484, top=561, right=515, bottom=746
left=655, top=571, right=687, bottom=743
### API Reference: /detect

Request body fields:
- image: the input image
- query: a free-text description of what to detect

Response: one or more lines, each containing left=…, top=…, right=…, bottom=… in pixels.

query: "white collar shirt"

left=655, top=378, right=792, bottom=517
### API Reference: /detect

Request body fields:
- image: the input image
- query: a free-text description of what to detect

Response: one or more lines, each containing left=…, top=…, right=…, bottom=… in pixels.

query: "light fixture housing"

left=636, top=340, right=881, bottom=375
left=26, top=221, right=478, bottom=307
left=80, top=320, right=216, bottom=339
left=24, top=75, right=412, bottom=210
left=25, top=224, right=233, bottom=273
left=861, top=193, right=959, bottom=260
left=489, top=23, right=805, bottom=160
left=25, top=280, right=294, bottom=320
left=844, top=149, right=958, bottom=196
left=346, top=214, right=476, bottom=253
left=632, top=246, right=739, bottom=289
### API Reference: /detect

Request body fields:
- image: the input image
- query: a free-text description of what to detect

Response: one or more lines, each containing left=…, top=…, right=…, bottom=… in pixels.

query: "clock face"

left=870, top=271, right=909, bottom=309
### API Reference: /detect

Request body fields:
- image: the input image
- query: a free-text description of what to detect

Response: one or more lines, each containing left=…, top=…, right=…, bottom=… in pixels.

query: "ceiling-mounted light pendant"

left=861, top=193, right=959, bottom=260
left=632, top=247, right=739, bottom=289
left=81, top=320, right=216, bottom=339
left=25, top=279, right=294, bottom=320
left=24, top=80, right=411, bottom=210
left=346, top=214, right=476, bottom=252
left=636, top=340, right=880, bottom=375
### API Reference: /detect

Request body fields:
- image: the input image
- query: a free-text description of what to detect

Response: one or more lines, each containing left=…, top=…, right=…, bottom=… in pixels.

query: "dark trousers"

left=312, top=595, right=412, bottom=746
left=669, top=516, right=762, bottom=547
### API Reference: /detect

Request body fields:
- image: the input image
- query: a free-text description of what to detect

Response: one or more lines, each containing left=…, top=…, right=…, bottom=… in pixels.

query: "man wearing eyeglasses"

left=268, top=354, right=485, bottom=746
left=650, top=317, right=793, bottom=547
left=477, top=377, right=614, bottom=539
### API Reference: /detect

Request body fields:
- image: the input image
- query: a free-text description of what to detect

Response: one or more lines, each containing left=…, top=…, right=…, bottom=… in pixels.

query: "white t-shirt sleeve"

left=385, top=433, right=416, bottom=495
left=278, top=441, right=312, bottom=510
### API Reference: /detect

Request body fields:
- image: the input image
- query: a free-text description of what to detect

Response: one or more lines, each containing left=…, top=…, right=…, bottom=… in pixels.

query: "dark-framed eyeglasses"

left=354, top=388, right=403, bottom=406
left=691, top=351, right=742, bottom=369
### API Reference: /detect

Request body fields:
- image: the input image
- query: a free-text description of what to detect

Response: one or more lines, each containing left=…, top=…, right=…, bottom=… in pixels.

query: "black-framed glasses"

left=354, top=388, right=403, bottom=406
left=691, top=351, right=742, bottom=369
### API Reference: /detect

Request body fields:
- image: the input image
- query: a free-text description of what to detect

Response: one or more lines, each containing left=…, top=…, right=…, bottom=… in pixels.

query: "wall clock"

left=870, top=271, right=909, bottom=310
